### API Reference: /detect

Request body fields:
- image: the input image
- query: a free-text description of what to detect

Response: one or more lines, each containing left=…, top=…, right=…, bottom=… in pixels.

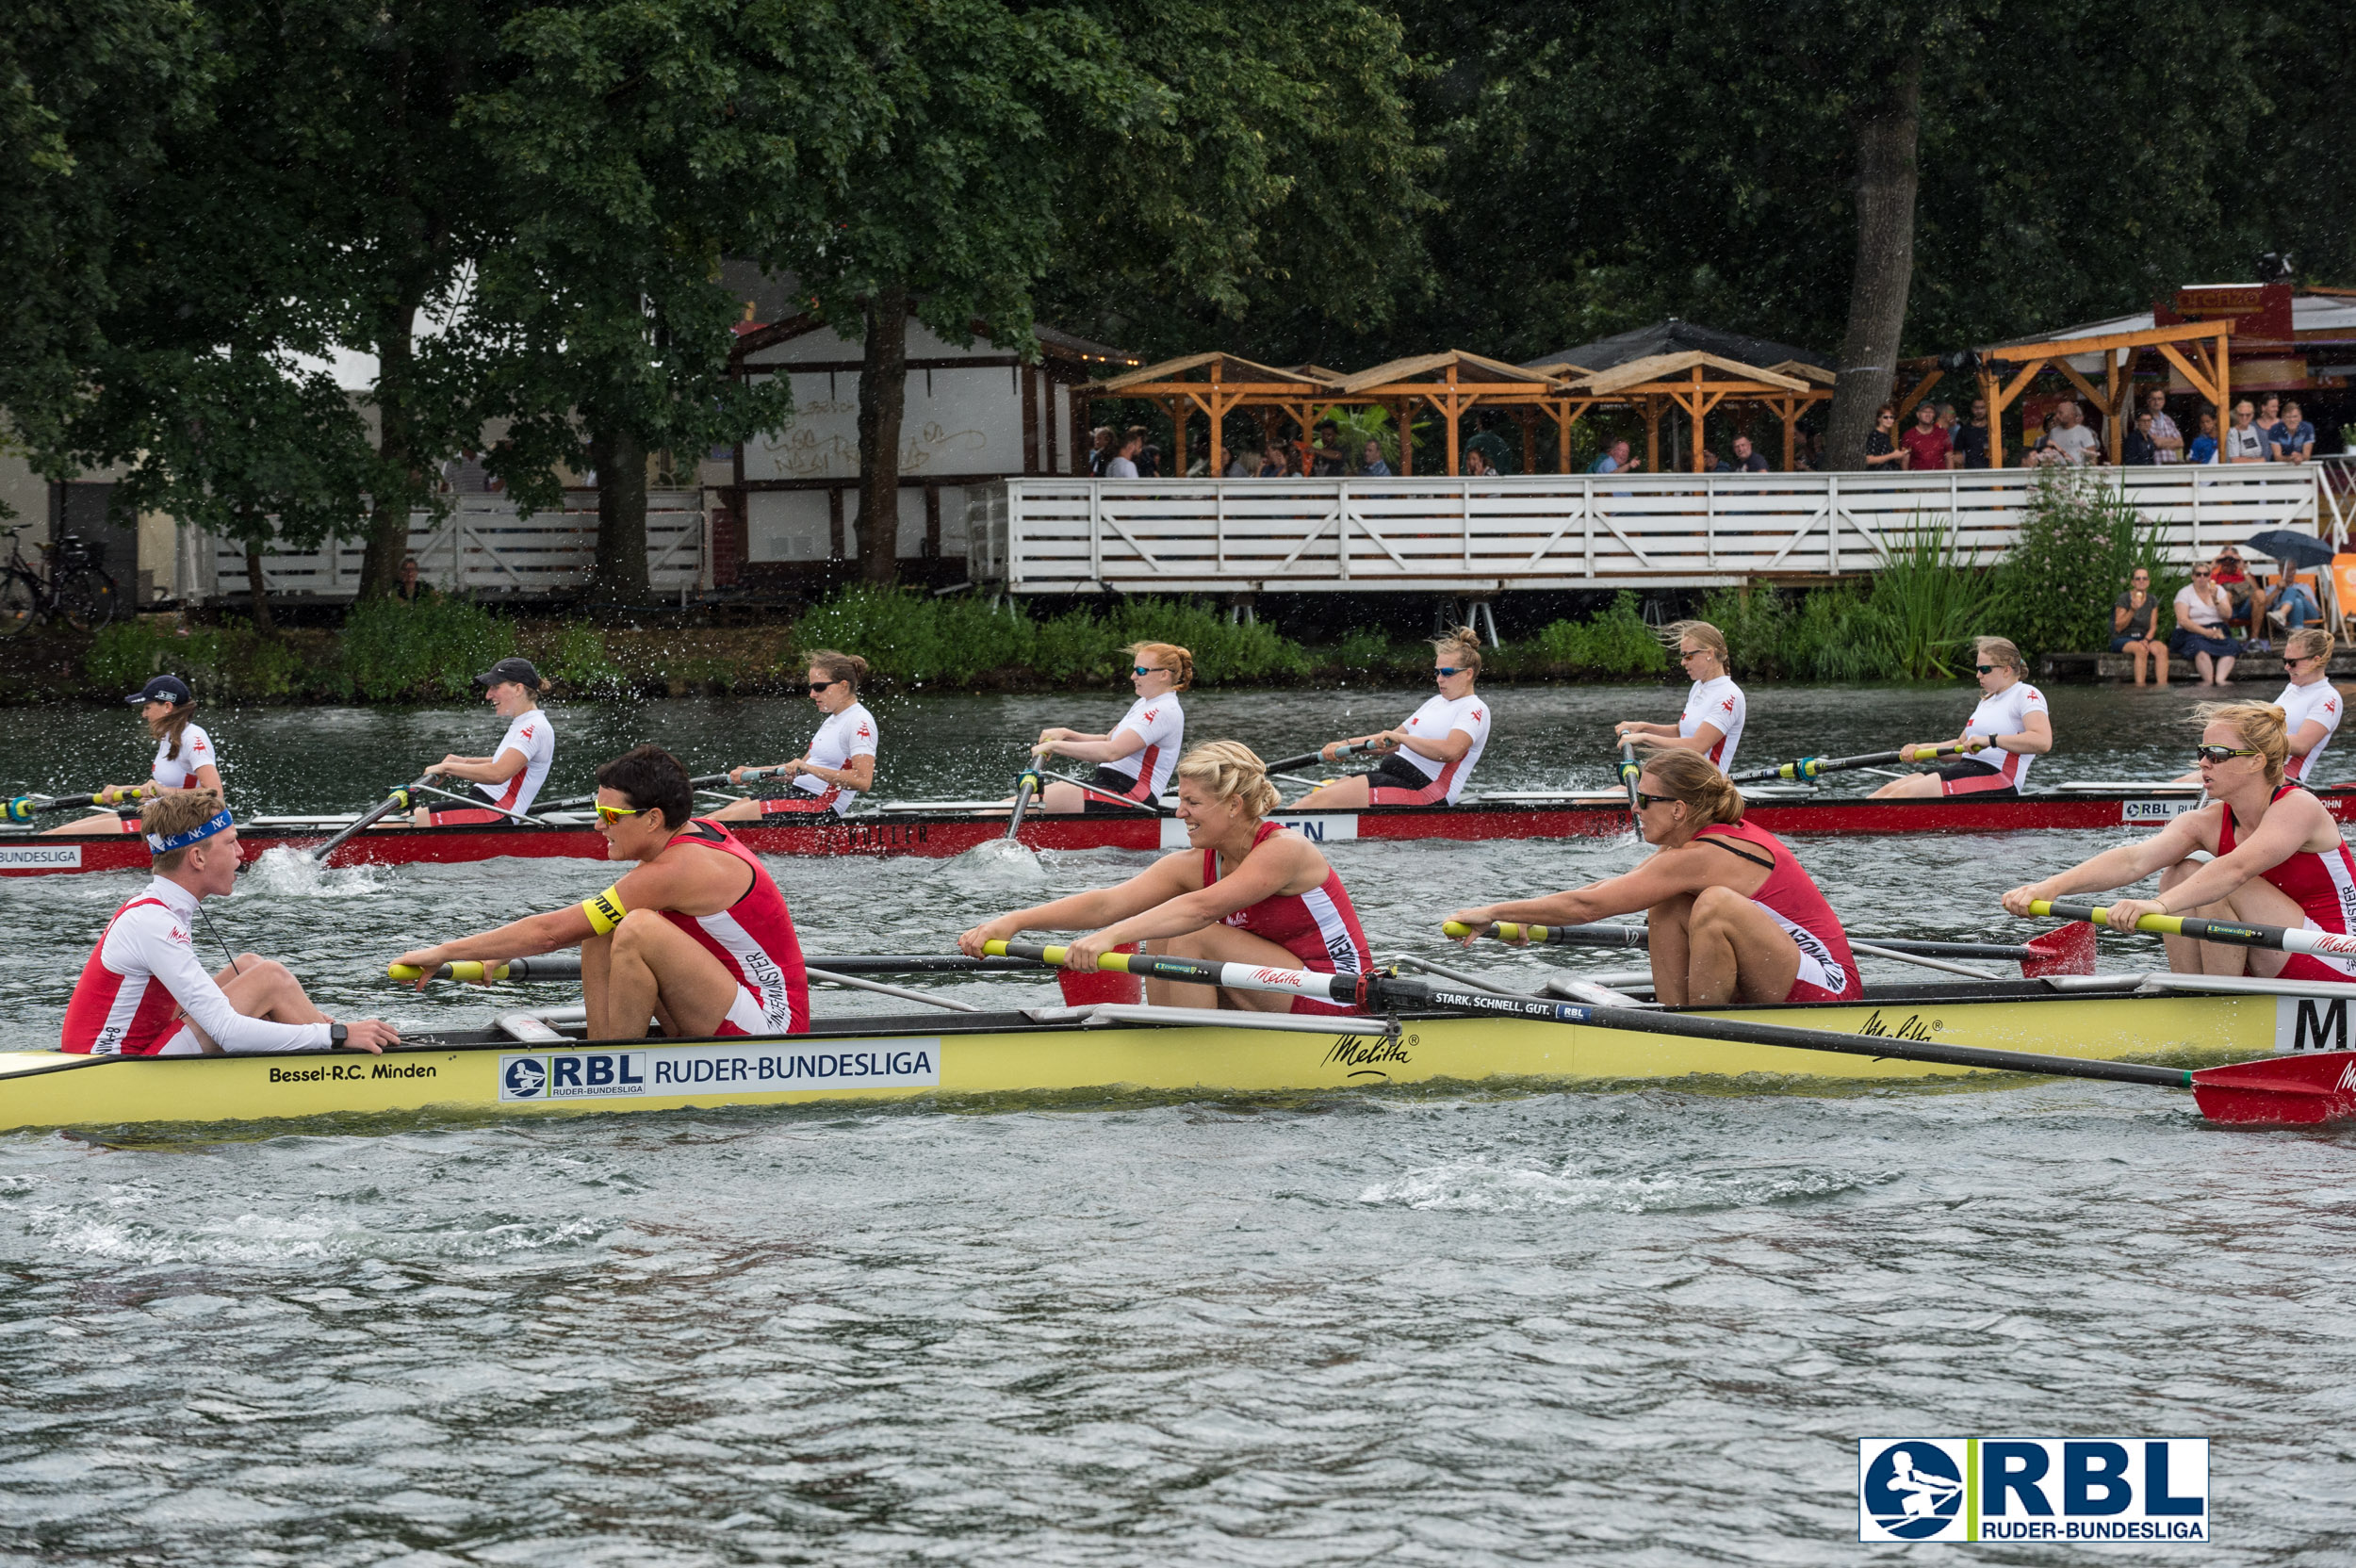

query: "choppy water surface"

left=2, top=683, right=2352, bottom=1564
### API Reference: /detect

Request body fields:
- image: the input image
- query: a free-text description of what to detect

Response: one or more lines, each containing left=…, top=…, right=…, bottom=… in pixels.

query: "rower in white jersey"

left=2166, top=628, right=2343, bottom=787
left=46, top=675, right=226, bottom=836
left=1871, top=636, right=2052, bottom=799
left=392, top=657, right=556, bottom=826
left=1612, top=620, right=1746, bottom=775
left=712, top=650, right=879, bottom=821
left=1027, top=642, right=1190, bottom=813
left=1291, top=629, right=1492, bottom=808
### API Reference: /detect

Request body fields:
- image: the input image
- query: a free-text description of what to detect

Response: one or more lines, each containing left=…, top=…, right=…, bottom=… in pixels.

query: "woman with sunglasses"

left=1869, top=637, right=2052, bottom=799
left=2174, top=627, right=2343, bottom=786
left=45, top=674, right=222, bottom=836
left=2170, top=562, right=2240, bottom=685
left=2002, top=704, right=2356, bottom=981
left=1028, top=642, right=1191, bottom=813
left=1290, top=629, right=1492, bottom=808
left=1612, top=620, right=1746, bottom=775
left=712, top=651, right=877, bottom=821
left=1448, top=749, right=1859, bottom=1005
left=1862, top=404, right=1906, bottom=470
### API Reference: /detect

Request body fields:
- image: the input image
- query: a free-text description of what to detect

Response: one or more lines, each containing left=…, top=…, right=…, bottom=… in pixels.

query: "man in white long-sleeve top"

left=60, top=790, right=400, bottom=1056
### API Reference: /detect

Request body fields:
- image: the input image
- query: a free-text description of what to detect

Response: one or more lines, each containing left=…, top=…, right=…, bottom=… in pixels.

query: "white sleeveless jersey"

left=1678, top=677, right=1746, bottom=774
left=2276, top=680, right=2344, bottom=783
left=1963, top=682, right=2049, bottom=789
left=794, top=701, right=880, bottom=809
left=152, top=724, right=217, bottom=791
left=1099, top=692, right=1185, bottom=799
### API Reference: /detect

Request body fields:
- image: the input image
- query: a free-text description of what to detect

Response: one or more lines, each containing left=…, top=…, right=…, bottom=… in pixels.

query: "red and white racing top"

left=152, top=724, right=217, bottom=791
left=1206, top=821, right=1372, bottom=1015
left=1098, top=692, right=1185, bottom=801
left=60, top=877, right=332, bottom=1055
left=1390, top=693, right=1492, bottom=805
left=658, top=820, right=810, bottom=1034
left=774, top=701, right=879, bottom=814
left=485, top=709, right=556, bottom=816
left=2275, top=679, right=2343, bottom=783
left=1678, top=676, right=1747, bottom=774
left=2217, top=784, right=2356, bottom=981
left=1693, top=820, right=1861, bottom=1004
left=1961, top=681, right=2049, bottom=790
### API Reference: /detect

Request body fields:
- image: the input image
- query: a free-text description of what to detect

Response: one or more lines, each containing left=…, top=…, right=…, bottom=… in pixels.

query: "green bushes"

left=1988, top=466, right=2175, bottom=654
left=1529, top=592, right=1668, bottom=676
left=85, top=617, right=316, bottom=700
left=342, top=596, right=518, bottom=701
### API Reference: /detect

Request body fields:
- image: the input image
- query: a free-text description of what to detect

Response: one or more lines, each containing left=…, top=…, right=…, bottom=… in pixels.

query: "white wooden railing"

left=968, top=467, right=2328, bottom=594
left=202, top=491, right=710, bottom=600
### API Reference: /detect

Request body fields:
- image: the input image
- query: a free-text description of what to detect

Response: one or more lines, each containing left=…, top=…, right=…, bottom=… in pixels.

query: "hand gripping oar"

left=540, top=775, right=734, bottom=812
left=4, top=788, right=136, bottom=823
left=2028, top=899, right=2356, bottom=967
left=1259, top=739, right=1387, bottom=776
left=309, top=775, right=434, bottom=861
left=988, top=940, right=2356, bottom=1126
left=1441, top=920, right=2096, bottom=977
left=1617, top=739, right=1642, bottom=815
left=1726, top=743, right=1969, bottom=786
left=388, top=953, right=1042, bottom=983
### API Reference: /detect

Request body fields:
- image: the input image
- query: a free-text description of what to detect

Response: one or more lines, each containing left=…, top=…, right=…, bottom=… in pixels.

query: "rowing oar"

left=309, top=774, right=435, bottom=861
left=4, top=787, right=140, bottom=823
left=1726, top=743, right=1969, bottom=786
left=541, top=774, right=735, bottom=812
left=1439, top=919, right=2095, bottom=975
left=1258, top=739, right=1388, bottom=776
left=1617, top=739, right=1641, bottom=815
left=2028, top=899, right=2356, bottom=970
left=984, top=940, right=2356, bottom=1127
left=1005, top=768, right=1041, bottom=840
left=387, top=953, right=1043, bottom=983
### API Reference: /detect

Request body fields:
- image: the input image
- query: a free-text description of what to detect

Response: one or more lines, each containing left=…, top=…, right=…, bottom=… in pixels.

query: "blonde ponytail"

left=2195, top=701, right=2289, bottom=786
left=1173, top=741, right=1280, bottom=818
left=1639, top=747, right=1745, bottom=825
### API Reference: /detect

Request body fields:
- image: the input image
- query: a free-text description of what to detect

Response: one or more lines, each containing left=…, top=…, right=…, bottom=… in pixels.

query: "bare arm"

left=1636, top=725, right=1723, bottom=757
left=1039, top=727, right=1145, bottom=765
left=436, top=746, right=528, bottom=786
left=1072, top=839, right=1324, bottom=963
left=1398, top=726, right=1474, bottom=765
left=2000, top=810, right=2214, bottom=914
left=1612, top=720, right=1681, bottom=741
left=1448, top=844, right=1726, bottom=940
left=957, top=853, right=1198, bottom=955
left=2290, top=720, right=2329, bottom=760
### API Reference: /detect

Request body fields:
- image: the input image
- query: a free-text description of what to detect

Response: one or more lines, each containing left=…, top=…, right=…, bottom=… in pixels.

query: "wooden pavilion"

left=1540, top=352, right=1824, bottom=472
left=1325, top=351, right=1562, bottom=475
left=1078, top=352, right=1341, bottom=478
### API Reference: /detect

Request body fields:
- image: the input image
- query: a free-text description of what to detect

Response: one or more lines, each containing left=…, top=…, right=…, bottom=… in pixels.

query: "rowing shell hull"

left=0, top=986, right=2315, bottom=1134
left=8, top=789, right=2348, bottom=876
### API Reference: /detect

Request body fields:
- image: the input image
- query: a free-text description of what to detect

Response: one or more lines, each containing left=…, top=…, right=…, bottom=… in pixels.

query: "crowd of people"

left=2111, top=546, right=2328, bottom=680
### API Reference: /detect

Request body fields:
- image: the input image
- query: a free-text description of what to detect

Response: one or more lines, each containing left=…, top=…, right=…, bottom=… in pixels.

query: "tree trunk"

left=587, top=420, right=651, bottom=603
left=244, top=535, right=275, bottom=635
left=357, top=293, right=424, bottom=598
left=855, top=282, right=909, bottom=585
left=1823, top=49, right=1922, bottom=472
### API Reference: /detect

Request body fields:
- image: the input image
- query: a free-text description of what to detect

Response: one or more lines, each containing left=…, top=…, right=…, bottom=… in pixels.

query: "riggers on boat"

left=6, top=784, right=2347, bottom=876
left=2, top=973, right=2348, bottom=1135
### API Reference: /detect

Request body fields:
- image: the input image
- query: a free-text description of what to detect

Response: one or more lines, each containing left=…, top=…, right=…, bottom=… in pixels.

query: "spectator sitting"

left=1695, top=447, right=1731, bottom=474
left=2187, top=410, right=2219, bottom=465
left=1588, top=437, right=1641, bottom=476
left=1088, top=426, right=1114, bottom=476
left=1464, top=448, right=1497, bottom=478
left=2271, top=400, right=2316, bottom=462
left=1259, top=442, right=1295, bottom=479
left=1950, top=397, right=1991, bottom=468
left=2171, top=562, right=2242, bottom=685
left=1729, top=433, right=1770, bottom=472
left=2112, top=566, right=2168, bottom=686
left=1309, top=420, right=1348, bottom=477
left=2048, top=400, right=2100, bottom=466
left=396, top=556, right=437, bottom=605
left=2212, top=547, right=2269, bottom=648
left=2263, top=561, right=2321, bottom=634
left=2145, top=389, right=2184, bottom=463
left=1900, top=401, right=1951, bottom=470
left=1465, top=412, right=1513, bottom=476
left=1863, top=404, right=1905, bottom=469
left=1357, top=438, right=1393, bottom=477
left=2221, top=400, right=2269, bottom=463
left=1102, top=429, right=1143, bottom=480
left=2123, top=411, right=2159, bottom=466
left=1223, top=442, right=1261, bottom=479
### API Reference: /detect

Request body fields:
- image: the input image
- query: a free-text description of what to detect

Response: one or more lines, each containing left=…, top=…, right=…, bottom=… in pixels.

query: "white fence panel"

left=208, top=492, right=709, bottom=600
left=969, top=468, right=2326, bottom=594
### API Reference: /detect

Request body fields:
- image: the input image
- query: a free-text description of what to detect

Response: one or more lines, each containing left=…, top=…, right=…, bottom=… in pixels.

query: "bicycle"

left=0, top=526, right=119, bottom=637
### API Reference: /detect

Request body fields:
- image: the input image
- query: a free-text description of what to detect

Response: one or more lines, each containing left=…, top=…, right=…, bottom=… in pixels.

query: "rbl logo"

left=1858, top=1438, right=2208, bottom=1543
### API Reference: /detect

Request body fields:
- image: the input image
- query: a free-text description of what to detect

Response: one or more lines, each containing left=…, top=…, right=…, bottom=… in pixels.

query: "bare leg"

left=2151, top=641, right=2169, bottom=686
left=1868, top=770, right=1945, bottom=799
left=1682, top=885, right=1805, bottom=1006
left=2161, top=872, right=2308, bottom=977
left=590, top=907, right=744, bottom=1039
left=1148, top=923, right=1333, bottom=1013
left=41, top=812, right=130, bottom=837
left=180, top=956, right=330, bottom=1054
left=1289, top=775, right=1372, bottom=810
left=707, top=797, right=762, bottom=822
left=2194, top=651, right=2216, bottom=685
left=1646, top=891, right=1696, bottom=1004
left=2215, top=654, right=2236, bottom=683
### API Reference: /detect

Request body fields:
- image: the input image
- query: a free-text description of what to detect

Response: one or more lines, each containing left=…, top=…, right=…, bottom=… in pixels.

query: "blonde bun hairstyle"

left=1974, top=636, right=2028, bottom=674
left=1432, top=627, right=1481, bottom=674
left=1173, top=741, right=1280, bottom=818
left=1126, top=641, right=1194, bottom=691
left=806, top=649, right=869, bottom=691
left=1639, top=747, right=1746, bottom=825
left=2195, top=701, right=2289, bottom=786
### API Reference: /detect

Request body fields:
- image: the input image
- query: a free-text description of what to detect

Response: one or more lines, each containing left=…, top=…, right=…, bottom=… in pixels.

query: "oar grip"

left=2027, top=898, right=2189, bottom=937
left=386, top=960, right=513, bottom=982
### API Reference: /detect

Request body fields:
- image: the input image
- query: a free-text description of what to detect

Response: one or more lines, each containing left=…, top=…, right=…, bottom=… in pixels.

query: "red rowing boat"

left=5, top=786, right=2344, bottom=876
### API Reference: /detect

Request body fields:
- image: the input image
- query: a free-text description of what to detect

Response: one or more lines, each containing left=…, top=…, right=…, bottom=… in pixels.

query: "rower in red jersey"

left=1449, top=747, right=1861, bottom=1005
left=2004, top=702, right=2356, bottom=981
left=959, top=742, right=1373, bottom=1014
left=394, top=744, right=810, bottom=1039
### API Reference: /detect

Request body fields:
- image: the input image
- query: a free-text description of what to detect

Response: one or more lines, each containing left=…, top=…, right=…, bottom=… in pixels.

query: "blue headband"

left=146, top=809, right=234, bottom=855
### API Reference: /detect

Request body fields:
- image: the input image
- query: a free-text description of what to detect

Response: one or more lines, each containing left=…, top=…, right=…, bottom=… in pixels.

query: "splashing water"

left=240, top=844, right=389, bottom=899
left=946, top=837, right=1048, bottom=886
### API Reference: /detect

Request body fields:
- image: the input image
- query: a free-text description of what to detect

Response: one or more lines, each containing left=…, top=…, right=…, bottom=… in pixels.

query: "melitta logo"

left=1857, top=1438, right=2208, bottom=1543
left=1249, top=967, right=1311, bottom=989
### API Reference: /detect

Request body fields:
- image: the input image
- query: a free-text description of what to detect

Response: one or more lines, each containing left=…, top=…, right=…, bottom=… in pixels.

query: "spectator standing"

left=1357, top=439, right=1392, bottom=477
left=2112, top=567, right=2168, bottom=685
left=1223, top=442, right=1260, bottom=479
left=2221, top=400, right=2269, bottom=464
left=1589, top=438, right=1641, bottom=476
left=2188, top=410, right=2219, bottom=464
left=1949, top=398, right=1991, bottom=468
left=2144, top=389, right=2184, bottom=463
left=396, top=556, right=436, bottom=605
left=1900, top=402, right=1952, bottom=470
left=1088, top=426, right=1114, bottom=476
left=2271, top=400, right=2316, bottom=462
left=1465, top=413, right=1513, bottom=476
left=1259, top=442, right=1295, bottom=479
left=2122, top=411, right=2159, bottom=466
left=1862, top=405, right=1905, bottom=469
left=2170, top=563, right=2241, bottom=684
left=1125, top=426, right=1161, bottom=479
left=1102, top=430, right=1143, bottom=480
left=1696, top=448, right=1731, bottom=474
left=1464, top=448, right=1496, bottom=478
left=1309, top=421, right=1348, bottom=477
left=2048, top=400, right=2100, bottom=466
left=1934, top=401, right=1958, bottom=434
left=1729, top=433, right=1770, bottom=472
left=1186, top=435, right=1211, bottom=478
left=2258, top=393, right=2282, bottom=433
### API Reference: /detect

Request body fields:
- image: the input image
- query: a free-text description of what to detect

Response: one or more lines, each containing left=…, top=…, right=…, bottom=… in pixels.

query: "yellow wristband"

left=581, top=885, right=628, bottom=936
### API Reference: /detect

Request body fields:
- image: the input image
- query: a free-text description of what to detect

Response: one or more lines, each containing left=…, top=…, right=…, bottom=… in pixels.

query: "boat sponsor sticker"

left=0, top=844, right=82, bottom=869
left=1857, top=1437, right=2208, bottom=1544
left=2122, top=798, right=2198, bottom=824
left=1160, top=813, right=1357, bottom=850
left=498, top=1038, right=941, bottom=1102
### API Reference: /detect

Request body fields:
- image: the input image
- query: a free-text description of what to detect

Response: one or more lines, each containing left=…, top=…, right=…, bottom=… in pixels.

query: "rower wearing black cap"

left=44, top=674, right=222, bottom=837
left=395, top=657, right=556, bottom=826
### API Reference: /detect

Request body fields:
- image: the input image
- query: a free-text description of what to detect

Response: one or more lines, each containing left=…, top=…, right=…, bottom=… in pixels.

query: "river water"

left=1, top=682, right=2350, bottom=1564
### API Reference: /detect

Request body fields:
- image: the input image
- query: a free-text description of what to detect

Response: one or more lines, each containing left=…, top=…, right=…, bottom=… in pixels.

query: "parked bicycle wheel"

left=0, top=570, right=37, bottom=637
left=53, top=566, right=117, bottom=631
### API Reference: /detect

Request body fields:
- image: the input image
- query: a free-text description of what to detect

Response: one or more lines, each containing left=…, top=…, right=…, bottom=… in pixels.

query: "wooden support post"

left=1979, top=369, right=2003, bottom=468
left=1444, top=368, right=1463, bottom=475
left=1169, top=398, right=1186, bottom=478
left=1517, top=408, right=1536, bottom=474
left=1645, top=397, right=1661, bottom=472
left=1397, top=400, right=1414, bottom=477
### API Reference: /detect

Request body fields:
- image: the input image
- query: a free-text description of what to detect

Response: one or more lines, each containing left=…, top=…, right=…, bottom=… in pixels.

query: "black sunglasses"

left=1434, top=666, right=1467, bottom=678
left=1974, top=664, right=2000, bottom=675
left=807, top=678, right=843, bottom=692
left=1633, top=791, right=1676, bottom=809
left=2194, top=744, right=2261, bottom=764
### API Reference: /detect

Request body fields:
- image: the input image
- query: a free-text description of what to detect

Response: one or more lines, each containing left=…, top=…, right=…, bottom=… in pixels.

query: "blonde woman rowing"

left=1869, top=636, right=2051, bottom=799
left=1290, top=628, right=1492, bottom=808
left=1611, top=619, right=1746, bottom=774
left=711, top=650, right=878, bottom=821
left=958, top=742, right=1372, bottom=1013
left=1448, top=749, right=1860, bottom=1006
left=1027, top=641, right=1190, bottom=813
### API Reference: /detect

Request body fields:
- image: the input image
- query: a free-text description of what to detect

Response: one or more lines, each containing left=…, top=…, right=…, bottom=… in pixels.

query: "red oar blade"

left=2191, top=1052, right=2356, bottom=1126
left=2021, top=921, right=2097, bottom=977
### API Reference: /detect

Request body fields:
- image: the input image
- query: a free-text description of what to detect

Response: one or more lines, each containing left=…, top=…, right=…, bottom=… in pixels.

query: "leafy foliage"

left=341, top=597, right=519, bottom=704
left=1989, top=468, right=2172, bottom=655
left=86, top=617, right=309, bottom=700
left=1530, top=593, right=1668, bottom=677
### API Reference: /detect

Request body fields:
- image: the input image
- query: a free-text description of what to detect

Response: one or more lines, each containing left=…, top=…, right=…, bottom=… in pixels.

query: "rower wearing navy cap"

left=394, top=656, right=557, bottom=826
left=61, top=789, right=400, bottom=1056
left=44, top=674, right=223, bottom=837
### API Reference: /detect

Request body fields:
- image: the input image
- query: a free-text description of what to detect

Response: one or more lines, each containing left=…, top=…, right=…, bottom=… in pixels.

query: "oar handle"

left=1441, top=919, right=1649, bottom=948
left=1727, top=743, right=1967, bottom=785
left=7, top=789, right=123, bottom=822
left=2028, top=897, right=2295, bottom=951
left=982, top=938, right=1361, bottom=1004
